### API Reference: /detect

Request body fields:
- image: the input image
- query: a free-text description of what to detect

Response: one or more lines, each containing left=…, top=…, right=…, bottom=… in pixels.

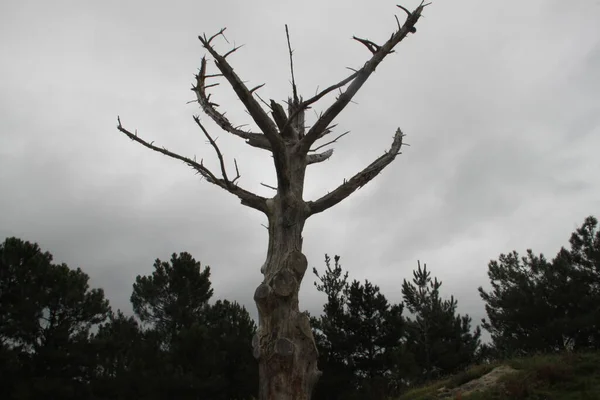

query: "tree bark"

left=251, top=132, right=322, bottom=399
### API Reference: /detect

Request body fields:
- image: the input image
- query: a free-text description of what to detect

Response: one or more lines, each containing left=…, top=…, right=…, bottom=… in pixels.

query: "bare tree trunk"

left=253, top=201, right=320, bottom=399
left=116, top=4, right=427, bottom=399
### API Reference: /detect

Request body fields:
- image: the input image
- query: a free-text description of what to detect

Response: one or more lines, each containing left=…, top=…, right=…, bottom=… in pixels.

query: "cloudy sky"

left=1, top=0, right=599, bottom=341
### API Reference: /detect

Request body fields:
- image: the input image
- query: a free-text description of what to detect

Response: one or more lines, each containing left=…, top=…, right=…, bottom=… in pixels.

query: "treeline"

left=0, top=215, right=598, bottom=399
left=310, top=256, right=481, bottom=399
left=0, top=243, right=256, bottom=399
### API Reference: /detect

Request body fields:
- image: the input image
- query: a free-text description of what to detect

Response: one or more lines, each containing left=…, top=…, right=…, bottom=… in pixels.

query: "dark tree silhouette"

left=479, top=215, right=600, bottom=356
left=0, top=237, right=110, bottom=399
left=402, top=261, right=480, bottom=381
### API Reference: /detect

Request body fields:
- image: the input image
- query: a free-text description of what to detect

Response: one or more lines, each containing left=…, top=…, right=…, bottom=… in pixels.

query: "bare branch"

left=193, top=57, right=271, bottom=151
left=193, top=115, right=237, bottom=184
left=199, top=31, right=291, bottom=192
left=310, top=130, right=350, bottom=152
left=284, top=70, right=359, bottom=134
left=250, top=83, right=265, bottom=93
left=204, top=82, right=220, bottom=89
left=232, top=158, right=241, bottom=185
left=307, top=149, right=334, bottom=165
left=397, top=4, right=412, bottom=17
left=224, top=43, right=245, bottom=58
left=117, top=116, right=268, bottom=214
left=307, top=128, right=405, bottom=216
left=261, top=182, right=278, bottom=191
left=207, top=28, right=227, bottom=45
left=255, top=92, right=272, bottom=110
left=285, top=24, right=299, bottom=103
left=297, top=3, right=426, bottom=154
left=353, top=36, right=394, bottom=55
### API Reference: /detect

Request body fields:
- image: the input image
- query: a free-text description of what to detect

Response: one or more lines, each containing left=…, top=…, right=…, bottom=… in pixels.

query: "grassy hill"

left=396, top=350, right=600, bottom=400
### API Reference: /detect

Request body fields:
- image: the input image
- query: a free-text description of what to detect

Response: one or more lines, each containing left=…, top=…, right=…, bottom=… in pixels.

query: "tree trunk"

left=252, top=148, right=321, bottom=399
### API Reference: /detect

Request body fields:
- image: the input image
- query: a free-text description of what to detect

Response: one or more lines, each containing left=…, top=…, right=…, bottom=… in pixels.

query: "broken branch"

left=307, top=128, right=405, bottom=216
left=307, top=149, right=334, bottom=165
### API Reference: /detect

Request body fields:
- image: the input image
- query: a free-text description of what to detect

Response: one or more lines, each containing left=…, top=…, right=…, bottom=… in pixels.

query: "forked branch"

left=116, top=116, right=268, bottom=213
left=297, top=2, right=428, bottom=154
left=193, top=57, right=271, bottom=151
left=307, top=128, right=406, bottom=216
left=198, top=32, right=291, bottom=191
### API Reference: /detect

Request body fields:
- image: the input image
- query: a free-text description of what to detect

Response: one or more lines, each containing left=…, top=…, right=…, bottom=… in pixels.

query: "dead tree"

left=117, top=3, right=428, bottom=399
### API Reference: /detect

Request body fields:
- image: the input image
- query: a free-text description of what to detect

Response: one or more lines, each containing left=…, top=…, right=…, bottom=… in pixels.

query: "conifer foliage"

left=311, top=255, right=480, bottom=399
left=402, top=262, right=481, bottom=382
left=479, top=215, right=600, bottom=356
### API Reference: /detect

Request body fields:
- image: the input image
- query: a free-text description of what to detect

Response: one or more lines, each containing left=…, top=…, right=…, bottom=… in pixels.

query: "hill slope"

left=396, top=351, right=600, bottom=400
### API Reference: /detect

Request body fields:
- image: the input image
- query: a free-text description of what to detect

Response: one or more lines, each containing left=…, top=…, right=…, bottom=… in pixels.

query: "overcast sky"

left=1, top=0, right=599, bottom=342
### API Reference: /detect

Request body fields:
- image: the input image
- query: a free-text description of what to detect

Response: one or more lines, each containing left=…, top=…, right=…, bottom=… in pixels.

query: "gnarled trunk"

left=252, top=147, right=321, bottom=399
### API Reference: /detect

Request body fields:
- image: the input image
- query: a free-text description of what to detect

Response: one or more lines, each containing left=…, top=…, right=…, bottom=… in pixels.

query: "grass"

left=395, top=351, right=600, bottom=400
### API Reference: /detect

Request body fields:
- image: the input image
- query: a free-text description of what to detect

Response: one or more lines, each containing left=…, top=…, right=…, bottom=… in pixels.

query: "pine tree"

left=130, top=251, right=257, bottom=399
left=402, top=261, right=480, bottom=382
left=312, top=255, right=406, bottom=399
left=0, top=237, right=110, bottom=399
left=479, top=215, right=600, bottom=355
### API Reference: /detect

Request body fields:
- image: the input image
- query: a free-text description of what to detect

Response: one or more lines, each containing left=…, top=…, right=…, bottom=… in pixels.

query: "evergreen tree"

left=344, top=279, right=405, bottom=399
left=131, top=252, right=213, bottom=344
left=311, top=254, right=354, bottom=400
left=0, top=237, right=110, bottom=399
left=312, top=255, right=406, bottom=400
left=90, top=310, right=168, bottom=399
left=402, top=261, right=480, bottom=382
left=478, top=250, right=556, bottom=355
left=479, top=215, right=600, bottom=355
left=130, top=251, right=257, bottom=399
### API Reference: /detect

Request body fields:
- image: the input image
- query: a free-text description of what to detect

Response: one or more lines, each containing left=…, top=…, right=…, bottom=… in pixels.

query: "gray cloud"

left=2, top=0, right=600, bottom=344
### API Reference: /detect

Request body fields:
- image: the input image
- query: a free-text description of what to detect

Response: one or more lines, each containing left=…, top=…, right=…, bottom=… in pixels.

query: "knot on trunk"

left=275, top=337, right=295, bottom=357
left=254, top=283, right=272, bottom=314
left=271, top=269, right=296, bottom=297
left=285, top=250, right=308, bottom=280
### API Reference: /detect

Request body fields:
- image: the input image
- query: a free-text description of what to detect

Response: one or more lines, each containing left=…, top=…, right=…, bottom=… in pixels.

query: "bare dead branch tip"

left=397, top=4, right=412, bottom=17
left=310, top=130, right=350, bottom=152
left=261, top=182, right=278, bottom=191
left=206, top=28, right=227, bottom=45
left=353, top=36, right=394, bottom=55
left=224, top=43, right=245, bottom=59
left=250, top=83, right=266, bottom=93
left=285, top=24, right=299, bottom=103
left=255, top=93, right=272, bottom=110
